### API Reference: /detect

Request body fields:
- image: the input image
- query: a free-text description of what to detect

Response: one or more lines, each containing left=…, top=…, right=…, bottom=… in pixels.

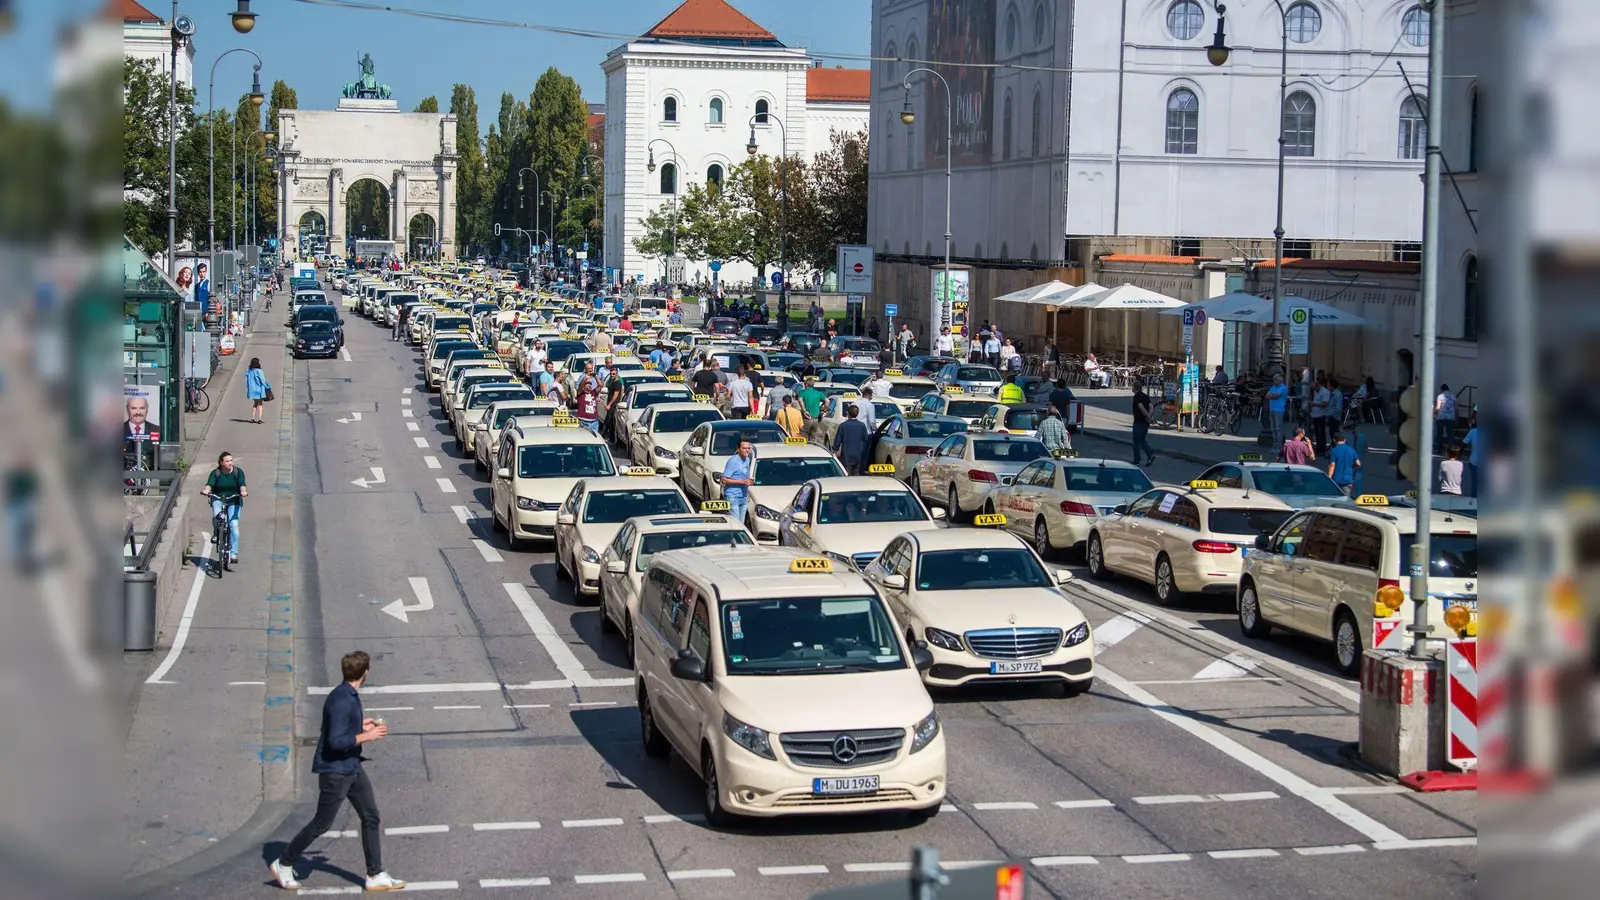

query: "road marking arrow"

left=336, top=411, right=364, bottom=424
left=381, top=577, right=434, bottom=623
left=351, top=466, right=386, bottom=489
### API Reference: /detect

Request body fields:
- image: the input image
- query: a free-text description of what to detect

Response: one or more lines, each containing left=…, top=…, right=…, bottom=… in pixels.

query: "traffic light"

left=1392, top=383, right=1421, bottom=482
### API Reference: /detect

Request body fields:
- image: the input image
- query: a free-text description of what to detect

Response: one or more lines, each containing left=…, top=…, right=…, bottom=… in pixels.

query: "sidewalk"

left=123, top=307, right=299, bottom=889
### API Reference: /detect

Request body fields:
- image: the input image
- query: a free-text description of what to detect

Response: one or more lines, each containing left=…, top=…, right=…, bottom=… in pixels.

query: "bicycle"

left=210, top=493, right=241, bottom=576
left=184, top=376, right=210, bottom=413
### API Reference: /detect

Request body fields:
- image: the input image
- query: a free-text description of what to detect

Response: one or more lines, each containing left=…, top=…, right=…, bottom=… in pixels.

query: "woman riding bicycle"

left=201, top=451, right=247, bottom=565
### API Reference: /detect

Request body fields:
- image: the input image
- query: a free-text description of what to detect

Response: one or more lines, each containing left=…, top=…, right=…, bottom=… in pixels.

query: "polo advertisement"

left=926, top=0, right=996, bottom=169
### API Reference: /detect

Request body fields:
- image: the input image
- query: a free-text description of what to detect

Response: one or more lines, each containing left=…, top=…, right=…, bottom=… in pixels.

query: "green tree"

left=346, top=180, right=388, bottom=240
left=795, top=129, right=869, bottom=272
left=259, top=79, right=299, bottom=243
left=449, top=84, right=487, bottom=255
left=414, top=96, right=439, bottom=113
left=725, top=154, right=811, bottom=277
left=123, top=57, right=201, bottom=254
left=631, top=200, right=691, bottom=261
left=526, top=68, right=589, bottom=250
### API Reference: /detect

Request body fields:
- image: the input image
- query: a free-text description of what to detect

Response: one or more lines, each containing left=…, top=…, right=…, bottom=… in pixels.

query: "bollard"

left=124, top=570, right=158, bottom=652
left=1357, top=648, right=1444, bottom=777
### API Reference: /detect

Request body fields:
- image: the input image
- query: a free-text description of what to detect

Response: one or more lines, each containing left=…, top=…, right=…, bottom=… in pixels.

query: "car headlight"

left=755, top=504, right=781, bottom=521
left=910, top=710, right=940, bottom=753
left=924, top=627, right=965, bottom=652
left=654, top=446, right=677, bottom=459
left=581, top=546, right=600, bottom=564
left=1062, top=622, right=1090, bottom=648
left=722, top=712, right=775, bottom=759
left=516, top=497, right=536, bottom=510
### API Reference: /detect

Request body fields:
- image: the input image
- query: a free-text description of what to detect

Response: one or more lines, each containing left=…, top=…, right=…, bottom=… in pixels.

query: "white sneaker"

left=268, top=859, right=300, bottom=890
left=364, top=872, right=406, bottom=892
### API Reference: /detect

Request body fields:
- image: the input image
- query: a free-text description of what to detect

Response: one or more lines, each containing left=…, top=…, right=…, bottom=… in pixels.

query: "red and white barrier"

left=1372, top=618, right=1406, bottom=652
left=1446, top=638, right=1478, bottom=770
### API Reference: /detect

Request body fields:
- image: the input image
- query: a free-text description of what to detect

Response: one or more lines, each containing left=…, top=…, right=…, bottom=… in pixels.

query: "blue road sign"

left=710, top=260, right=722, bottom=272
left=1182, top=308, right=1196, bottom=326
left=884, top=304, right=898, bottom=317
left=771, top=271, right=783, bottom=286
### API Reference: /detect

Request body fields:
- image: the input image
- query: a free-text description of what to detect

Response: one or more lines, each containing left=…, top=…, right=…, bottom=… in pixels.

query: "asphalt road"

left=157, top=294, right=1478, bottom=899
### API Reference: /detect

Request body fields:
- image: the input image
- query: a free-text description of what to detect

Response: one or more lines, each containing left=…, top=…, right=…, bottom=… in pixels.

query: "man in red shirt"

left=573, top=362, right=602, bottom=435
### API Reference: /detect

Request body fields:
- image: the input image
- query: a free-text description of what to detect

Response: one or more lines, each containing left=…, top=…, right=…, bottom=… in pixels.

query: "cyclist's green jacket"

left=207, top=467, right=246, bottom=506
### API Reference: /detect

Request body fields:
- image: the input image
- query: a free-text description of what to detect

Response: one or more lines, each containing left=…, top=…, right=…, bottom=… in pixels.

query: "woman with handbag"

left=246, top=357, right=273, bottom=424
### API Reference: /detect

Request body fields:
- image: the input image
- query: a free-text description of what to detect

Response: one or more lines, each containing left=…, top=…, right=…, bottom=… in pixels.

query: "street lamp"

left=542, top=188, right=566, bottom=271
left=744, top=114, right=790, bottom=325
left=900, top=67, right=953, bottom=340
left=646, top=138, right=679, bottom=281
left=516, top=166, right=539, bottom=266
left=581, top=153, right=603, bottom=274
left=1206, top=4, right=1231, bottom=66
left=229, top=0, right=257, bottom=34
left=208, top=48, right=264, bottom=329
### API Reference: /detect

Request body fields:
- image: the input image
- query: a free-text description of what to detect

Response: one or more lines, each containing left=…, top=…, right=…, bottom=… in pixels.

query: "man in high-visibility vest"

left=998, top=373, right=1025, bottom=404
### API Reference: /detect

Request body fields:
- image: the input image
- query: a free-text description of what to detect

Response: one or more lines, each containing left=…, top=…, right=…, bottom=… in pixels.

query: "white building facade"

left=602, top=0, right=869, bottom=287
left=120, top=0, right=195, bottom=89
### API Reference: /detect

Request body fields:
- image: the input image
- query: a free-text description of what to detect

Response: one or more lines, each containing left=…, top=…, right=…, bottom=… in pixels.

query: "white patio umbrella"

left=993, top=280, right=1076, bottom=306
left=1160, top=291, right=1367, bottom=326
left=1061, top=283, right=1188, bottom=361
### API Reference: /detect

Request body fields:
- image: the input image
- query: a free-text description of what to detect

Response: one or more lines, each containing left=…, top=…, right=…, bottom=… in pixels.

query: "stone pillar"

left=327, top=168, right=344, bottom=256
left=393, top=168, right=408, bottom=258
left=438, top=171, right=456, bottom=261
left=281, top=165, right=298, bottom=258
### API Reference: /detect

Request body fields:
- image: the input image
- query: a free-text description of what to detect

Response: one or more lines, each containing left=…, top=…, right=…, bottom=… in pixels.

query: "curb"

left=1079, top=428, right=1223, bottom=468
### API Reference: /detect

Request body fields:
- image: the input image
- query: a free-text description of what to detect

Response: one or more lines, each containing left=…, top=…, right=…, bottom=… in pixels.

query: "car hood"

left=575, top=521, right=627, bottom=554
left=901, top=587, right=1086, bottom=634
left=525, top=475, right=590, bottom=503
left=719, top=669, right=932, bottom=734
left=748, top=483, right=806, bottom=510
left=1273, top=492, right=1347, bottom=511
left=809, top=522, right=935, bottom=557
left=647, top=431, right=697, bottom=453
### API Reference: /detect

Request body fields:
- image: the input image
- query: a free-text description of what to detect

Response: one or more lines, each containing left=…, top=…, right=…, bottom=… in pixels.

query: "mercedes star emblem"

left=831, top=734, right=859, bottom=764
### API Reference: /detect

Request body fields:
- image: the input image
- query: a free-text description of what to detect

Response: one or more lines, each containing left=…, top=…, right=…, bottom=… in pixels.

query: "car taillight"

left=1192, top=540, right=1237, bottom=553
left=968, top=469, right=999, bottom=483
left=1060, top=500, right=1096, bottom=516
left=904, top=446, right=929, bottom=455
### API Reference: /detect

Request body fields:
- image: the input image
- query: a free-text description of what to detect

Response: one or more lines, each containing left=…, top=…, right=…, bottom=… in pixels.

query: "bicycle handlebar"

left=209, top=493, right=243, bottom=505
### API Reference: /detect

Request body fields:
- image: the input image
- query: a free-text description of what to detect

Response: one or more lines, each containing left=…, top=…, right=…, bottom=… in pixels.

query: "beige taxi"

left=984, top=457, right=1154, bottom=558
left=741, top=439, right=846, bottom=542
left=810, top=394, right=900, bottom=448
left=453, top=382, right=533, bottom=452
left=1237, top=494, right=1479, bottom=674
left=442, top=362, right=510, bottom=416
left=861, top=521, right=1093, bottom=693
left=777, top=471, right=939, bottom=571
left=1086, top=481, right=1294, bottom=606
left=490, top=418, right=618, bottom=549
left=868, top=411, right=968, bottom=480
left=553, top=471, right=693, bottom=598
left=870, top=372, right=939, bottom=413
left=474, top=400, right=562, bottom=471
left=628, top=402, right=726, bottom=478
left=633, top=545, right=945, bottom=826
left=909, top=432, right=1051, bottom=524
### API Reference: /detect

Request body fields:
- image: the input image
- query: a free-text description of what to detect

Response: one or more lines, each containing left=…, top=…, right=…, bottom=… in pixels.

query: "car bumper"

left=511, top=509, right=557, bottom=541
left=1049, top=514, right=1095, bottom=549
left=921, top=645, right=1094, bottom=687
left=576, top=559, right=601, bottom=595
left=956, top=480, right=1002, bottom=511
left=713, top=733, right=947, bottom=818
left=649, top=457, right=680, bottom=477
left=1175, top=556, right=1247, bottom=594
left=750, top=516, right=780, bottom=542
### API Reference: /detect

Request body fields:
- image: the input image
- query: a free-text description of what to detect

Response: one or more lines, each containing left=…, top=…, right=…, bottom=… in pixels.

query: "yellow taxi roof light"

left=790, top=557, right=834, bottom=573
left=700, top=500, right=731, bottom=511
left=867, top=463, right=895, bottom=474
left=1189, top=480, right=1219, bottom=490
left=783, top=437, right=808, bottom=445
left=973, top=513, right=1007, bottom=527
left=1237, top=453, right=1263, bottom=462
left=1355, top=494, right=1390, bottom=506
left=625, top=466, right=656, bottom=476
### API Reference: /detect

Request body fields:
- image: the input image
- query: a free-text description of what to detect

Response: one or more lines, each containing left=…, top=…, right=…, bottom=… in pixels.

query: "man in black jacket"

left=270, top=651, right=406, bottom=892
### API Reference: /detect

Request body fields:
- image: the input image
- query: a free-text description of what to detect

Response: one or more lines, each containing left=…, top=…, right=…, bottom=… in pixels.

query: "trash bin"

left=124, top=570, right=158, bottom=651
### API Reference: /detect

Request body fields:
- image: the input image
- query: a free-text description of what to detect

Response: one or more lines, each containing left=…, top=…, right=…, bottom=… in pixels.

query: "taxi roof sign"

left=1189, top=479, right=1219, bottom=490
left=666, top=374, right=685, bottom=382
left=867, top=463, right=895, bottom=474
left=884, top=369, right=904, bottom=376
left=1356, top=494, right=1390, bottom=506
left=624, top=466, right=656, bottom=476
left=1051, top=448, right=1079, bottom=458
left=942, top=384, right=964, bottom=393
left=783, top=437, right=809, bottom=445
left=700, top=500, right=731, bottom=512
left=790, top=557, right=834, bottom=573
left=903, top=408, right=924, bottom=418
left=973, top=513, right=1007, bottom=527
left=551, top=415, right=580, bottom=427
left=1237, top=453, right=1264, bottom=462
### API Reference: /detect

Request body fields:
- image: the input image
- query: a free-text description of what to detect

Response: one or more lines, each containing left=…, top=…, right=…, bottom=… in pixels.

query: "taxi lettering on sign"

left=942, top=385, right=964, bottom=394
left=551, top=414, right=580, bottom=427
left=625, top=466, right=656, bottom=476
left=641, top=362, right=657, bottom=370
left=974, top=513, right=1007, bottom=527
left=1355, top=494, right=1390, bottom=506
left=783, top=437, right=808, bottom=445
left=790, top=557, right=834, bottom=573
left=666, top=374, right=685, bottom=382
left=1238, top=453, right=1264, bottom=462
left=700, top=500, right=731, bottom=512
left=1189, top=480, right=1219, bottom=490
left=884, top=369, right=904, bottom=376
left=867, top=463, right=895, bottom=475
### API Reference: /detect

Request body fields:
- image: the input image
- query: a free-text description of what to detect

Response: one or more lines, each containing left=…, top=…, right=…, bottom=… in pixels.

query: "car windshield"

left=460, top=373, right=512, bottom=392
left=916, top=548, right=1052, bottom=591
left=1208, top=508, right=1294, bottom=536
left=433, top=316, right=470, bottom=331
left=752, top=457, right=843, bottom=485
left=866, top=401, right=898, bottom=420
left=1064, top=466, right=1153, bottom=493
left=434, top=344, right=476, bottom=361
left=710, top=425, right=785, bottom=454
left=583, top=489, right=688, bottom=523
left=1400, top=533, right=1479, bottom=579
left=298, top=322, right=335, bottom=334
left=826, top=370, right=870, bottom=386
left=887, top=382, right=931, bottom=399
left=1250, top=469, right=1345, bottom=498
left=946, top=400, right=994, bottom=418
left=906, top=419, right=967, bottom=439
left=956, top=367, right=1000, bottom=381
left=545, top=341, right=587, bottom=361
left=635, top=529, right=752, bottom=571
left=758, top=373, right=795, bottom=388
left=517, top=444, right=614, bottom=478
left=633, top=390, right=693, bottom=409
left=491, top=406, right=546, bottom=428
left=706, top=318, right=739, bottom=334
left=973, top=439, right=1048, bottom=462
left=768, top=353, right=803, bottom=369
left=816, top=490, right=926, bottom=525
left=840, top=339, right=881, bottom=353
left=1003, top=410, right=1046, bottom=431
left=654, top=410, right=722, bottom=432
left=743, top=327, right=781, bottom=341
left=467, top=388, right=531, bottom=409
left=720, top=596, right=905, bottom=675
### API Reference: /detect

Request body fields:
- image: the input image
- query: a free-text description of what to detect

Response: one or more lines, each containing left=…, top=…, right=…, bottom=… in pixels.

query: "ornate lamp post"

left=645, top=138, right=680, bottom=281
left=517, top=166, right=539, bottom=267
left=744, top=115, right=788, bottom=325
left=899, top=67, right=953, bottom=339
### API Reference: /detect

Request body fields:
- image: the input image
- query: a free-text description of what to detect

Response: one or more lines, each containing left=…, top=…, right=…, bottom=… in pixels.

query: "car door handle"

left=1289, top=564, right=1308, bottom=573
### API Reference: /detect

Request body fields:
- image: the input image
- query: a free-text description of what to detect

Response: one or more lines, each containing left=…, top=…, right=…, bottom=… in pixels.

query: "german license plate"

left=813, top=775, right=879, bottom=795
left=990, top=660, right=1043, bottom=674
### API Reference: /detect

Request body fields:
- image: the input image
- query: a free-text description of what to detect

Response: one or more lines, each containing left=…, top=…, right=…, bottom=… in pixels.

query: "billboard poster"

left=934, top=269, right=971, bottom=335
left=926, top=0, right=996, bottom=168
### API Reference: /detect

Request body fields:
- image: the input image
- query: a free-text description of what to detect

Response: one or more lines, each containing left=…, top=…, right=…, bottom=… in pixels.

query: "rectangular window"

left=1391, top=242, right=1422, bottom=263
left=1172, top=237, right=1202, bottom=257
left=1283, top=239, right=1313, bottom=260
left=1165, top=109, right=1197, bottom=155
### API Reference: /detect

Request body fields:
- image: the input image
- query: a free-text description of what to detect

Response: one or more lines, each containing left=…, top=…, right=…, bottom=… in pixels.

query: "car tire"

left=491, top=504, right=506, bottom=533
left=474, top=455, right=485, bottom=473
left=1034, top=518, right=1053, bottom=561
left=1238, top=581, right=1272, bottom=638
left=624, top=615, right=636, bottom=668
left=1153, top=554, right=1183, bottom=607
left=909, top=473, right=924, bottom=502
left=1086, top=534, right=1110, bottom=581
left=639, top=685, right=670, bottom=759
left=946, top=487, right=965, bottom=525
left=1333, top=609, right=1361, bottom=676
left=701, top=745, right=736, bottom=828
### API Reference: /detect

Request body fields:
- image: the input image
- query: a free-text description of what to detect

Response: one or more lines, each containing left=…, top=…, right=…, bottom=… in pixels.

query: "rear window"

left=1251, top=469, right=1344, bottom=498
left=467, top=388, right=532, bottom=409
left=752, top=457, right=844, bottom=485
left=434, top=316, right=471, bottom=331
left=545, top=341, right=586, bottom=361
left=946, top=400, right=995, bottom=418
left=1208, top=508, right=1294, bottom=536
left=973, top=439, right=1048, bottom=462
left=584, top=490, right=688, bottom=523
left=706, top=318, right=739, bottom=334
left=887, top=383, right=930, bottom=399
left=825, top=370, right=870, bottom=386
left=1400, top=533, right=1479, bottom=579
left=1002, top=410, right=1045, bottom=431
left=710, top=425, right=786, bottom=455
left=633, top=390, right=693, bottom=409
left=297, top=306, right=338, bottom=322
left=906, top=419, right=967, bottom=439
left=636, top=530, right=751, bottom=570
left=956, top=367, right=999, bottom=381
left=1063, top=466, right=1153, bottom=494
left=491, top=406, right=546, bottom=428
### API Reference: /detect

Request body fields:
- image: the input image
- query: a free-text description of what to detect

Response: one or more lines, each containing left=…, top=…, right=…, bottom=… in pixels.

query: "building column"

left=392, top=168, right=408, bottom=255
left=327, top=168, right=344, bottom=255
left=438, top=170, right=456, bottom=261
left=281, top=163, right=298, bottom=257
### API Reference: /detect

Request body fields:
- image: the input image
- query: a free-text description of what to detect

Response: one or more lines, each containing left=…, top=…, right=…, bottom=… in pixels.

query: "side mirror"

left=911, top=642, right=935, bottom=672
left=1113, top=504, right=1128, bottom=515
left=476, top=422, right=488, bottom=431
left=790, top=510, right=810, bottom=525
left=1254, top=534, right=1272, bottom=551
left=882, top=573, right=907, bottom=591
left=605, top=559, right=626, bottom=575
left=556, top=512, right=576, bottom=526
left=670, top=650, right=709, bottom=682
left=1053, top=569, right=1073, bottom=584
left=685, top=445, right=705, bottom=456
left=632, top=424, right=647, bottom=435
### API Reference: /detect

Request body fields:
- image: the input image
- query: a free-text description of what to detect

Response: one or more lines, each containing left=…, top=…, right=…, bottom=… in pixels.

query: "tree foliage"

left=793, top=129, right=868, bottom=271
left=414, top=96, right=439, bottom=113
left=123, top=57, right=202, bottom=255
left=449, top=84, right=488, bottom=255
left=346, top=179, right=388, bottom=239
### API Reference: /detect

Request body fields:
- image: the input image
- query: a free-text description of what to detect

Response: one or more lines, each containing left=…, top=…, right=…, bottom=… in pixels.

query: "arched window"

left=706, top=164, right=723, bottom=189
left=884, top=41, right=896, bottom=81
left=1031, top=88, right=1043, bottom=156
left=662, top=97, right=677, bottom=122
left=1401, top=6, right=1430, bottom=47
left=1284, top=2, right=1322, bottom=43
left=906, top=37, right=919, bottom=67
left=1167, top=1, right=1204, bottom=41
left=754, top=98, right=769, bottom=124
left=1032, top=1, right=1048, bottom=45
left=1282, top=90, right=1316, bottom=157
left=1467, top=88, right=1482, bottom=171
left=1002, top=90, right=1013, bottom=160
left=659, top=162, right=677, bottom=195
left=1166, top=88, right=1199, bottom=154
left=1004, top=5, right=1019, bottom=55
left=708, top=98, right=723, bottom=124
left=1463, top=255, right=1481, bottom=341
left=1398, top=96, right=1426, bottom=159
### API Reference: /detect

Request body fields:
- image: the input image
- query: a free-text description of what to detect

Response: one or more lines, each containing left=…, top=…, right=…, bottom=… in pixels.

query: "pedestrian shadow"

left=258, top=841, right=364, bottom=890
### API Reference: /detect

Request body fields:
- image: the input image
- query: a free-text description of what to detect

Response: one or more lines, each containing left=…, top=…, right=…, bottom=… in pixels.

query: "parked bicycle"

left=184, top=376, right=210, bottom=413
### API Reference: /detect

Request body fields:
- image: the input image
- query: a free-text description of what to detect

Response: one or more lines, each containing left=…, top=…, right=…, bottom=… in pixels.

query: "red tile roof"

left=645, top=0, right=776, bottom=41
left=806, top=67, right=871, bottom=103
left=115, top=0, right=162, bottom=23
left=1255, top=258, right=1421, bottom=274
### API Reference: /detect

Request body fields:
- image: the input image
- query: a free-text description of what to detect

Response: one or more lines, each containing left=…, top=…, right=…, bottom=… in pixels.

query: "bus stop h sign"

left=838, top=244, right=875, bottom=294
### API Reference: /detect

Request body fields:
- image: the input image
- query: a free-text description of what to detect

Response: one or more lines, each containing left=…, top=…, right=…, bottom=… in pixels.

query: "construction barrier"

left=1372, top=617, right=1406, bottom=651
left=1445, top=638, right=1478, bottom=770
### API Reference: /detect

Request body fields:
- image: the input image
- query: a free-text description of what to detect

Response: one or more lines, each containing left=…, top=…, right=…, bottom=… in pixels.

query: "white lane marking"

left=1132, top=677, right=1283, bottom=685
left=562, top=818, right=624, bottom=828
left=570, top=701, right=616, bottom=708
left=1295, top=844, right=1367, bottom=856
left=424, top=455, right=442, bottom=469
left=1054, top=799, right=1116, bottom=810
left=1219, top=791, right=1280, bottom=802
left=1091, top=614, right=1146, bottom=655
left=939, top=803, right=958, bottom=812
left=321, top=830, right=357, bottom=838
left=668, top=869, right=736, bottom=880
left=403, top=409, right=416, bottom=418
left=1031, top=856, right=1099, bottom=867
left=336, top=412, right=362, bottom=424
left=480, top=877, right=550, bottom=888
left=407, top=422, right=421, bottom=431
left=433, top=705, right=481, bottom=710
left=1071, top=581, right=1360, bottom=703
left=644, top=813, right=706, bottom=824
left=1133, top=794, right=1209, bottom=805
left=413, top=437, right=429, bottom=448
left=403, top=388, right=413, bottom=395
left=307, top=678, right=631, bottom=695
left=504, top=703, right=551, bottom=709
left=1123, top=853, right=1191, bottom=864
left=1209, top=848, right=1281, bottom=859
left=146, top=533, right=212, bottom=683
left=386, top=825, right=449, bottom=836
left=364, top=706, right=414, bottom=712
left=503, top=582, right=596, bottom=686
left=436, top=478, right=457, bottom=493
left=473, top=822, right=541, bottom=831
left=845, top=863, right=910, bottom=873
left=1095, top=665, right=1406, bottom=843
left=351, top=467, right=386, bottom=489
left=473, top=540, right=503, bottom=563
left=1193, top=652, right=1261, bottom=680
left=944, top=861, right=1003, bottom=870
left=1374, top=837, right=1477, bottom=850
left=573, top=873, right=645, bottom=884
left=402, top=396, right=412, bottom=405
left=1133, top=792, right=1279, bottom=805
left=972, top=801, right=1038, bottom=811
left=452, top=505, right=474, bottom=525
left=340, top=347, right=352, bottom=361
left=299, top=880, right=456, bottom=894
left=41, top=563, right=101, bottom=688
left=1311, top=785, right=1412, bottom=796
left=380, top=577, right=435, bottom=624
left=228, top=681, right=266, bottom=685
left=759, top=865, right=829, bottom=876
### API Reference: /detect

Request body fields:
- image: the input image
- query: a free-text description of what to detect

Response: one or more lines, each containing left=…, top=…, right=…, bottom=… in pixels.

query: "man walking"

left=1309, top=378, right=1331, bottom=455
left=832, top=404, right=871, bottom=476
left=1037, top=407, right=1071, bottom=456
left=775, top=394, right=805, bottom=438
left=718, top=440, right=755, bottom=522
left=1326, top=431, right=1361, bottom=497
left=1265, top=374, right=1288, bottom=449
left=270, top=651, right=405, bottom=892
left=934, top=326, right=954, bottom=357
left=1130, top=384, right=1156, bottom=467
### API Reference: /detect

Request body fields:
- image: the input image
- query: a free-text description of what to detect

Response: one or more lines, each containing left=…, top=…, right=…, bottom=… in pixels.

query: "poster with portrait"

left=123, top=384, right=163, bottom=466
left=926, top=0, right=996, bottom=168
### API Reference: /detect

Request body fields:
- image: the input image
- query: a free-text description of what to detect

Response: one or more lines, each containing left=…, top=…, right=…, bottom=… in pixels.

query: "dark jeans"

left=1312, top=416, right=1330, bottom=455
left=281, top=769, right=384, bottom=876
left=1131, top=424, right=1153, bottom=462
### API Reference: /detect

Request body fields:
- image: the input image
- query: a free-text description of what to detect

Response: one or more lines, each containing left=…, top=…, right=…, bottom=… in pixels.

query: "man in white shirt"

left=934, top=327, right=954, bottom=356
left=864, top=373, right=895, bottom=405
left=983, top=333, right=1002, bottom=368
left=1309, top=378, right=1332, bottom=454
left=725, top=365, right=756, bottom=418
left=1082, top=352, right=1109, bottom=389
left=854, top=386, right=878, bottom=431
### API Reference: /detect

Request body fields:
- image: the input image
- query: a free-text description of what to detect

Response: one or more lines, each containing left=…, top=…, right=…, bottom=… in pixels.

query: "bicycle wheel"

left=191, top=385, right=210, bottom=413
